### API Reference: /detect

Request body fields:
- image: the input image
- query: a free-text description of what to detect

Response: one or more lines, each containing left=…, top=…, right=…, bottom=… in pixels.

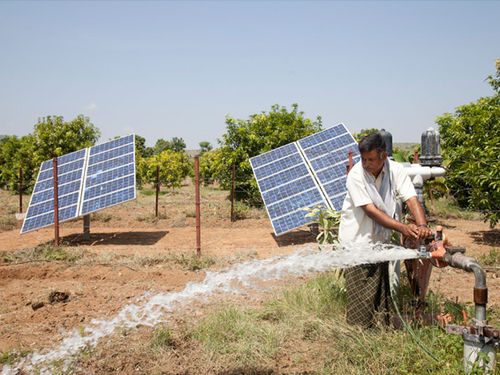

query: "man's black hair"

left=358, top=132, right=386, bottom=154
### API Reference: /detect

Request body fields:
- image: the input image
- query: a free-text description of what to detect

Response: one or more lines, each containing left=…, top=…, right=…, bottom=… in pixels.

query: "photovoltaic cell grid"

left=21, top=149, right=87, bottom=233
left=21, top=135, right=136, bottom=234
left=81, top=135, right=136, bottom=215
left=298, top=124, right=360, bottom=211
left=250, top=144, right=329, bottom=236
left=250, top=124, right=358, bottom=236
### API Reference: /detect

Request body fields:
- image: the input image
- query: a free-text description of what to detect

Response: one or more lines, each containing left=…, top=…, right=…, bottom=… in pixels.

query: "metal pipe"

left=442, top=252, right=495, bottom=373
left=443, top=253, right=487, bottom=321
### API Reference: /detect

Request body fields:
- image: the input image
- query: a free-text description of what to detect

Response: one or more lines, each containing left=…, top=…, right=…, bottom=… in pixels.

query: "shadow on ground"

left=470, top=228, right=500, bottom=247
left=272, top=229, right=316, bottom=247
left=62, top=231, right=169, bottom=246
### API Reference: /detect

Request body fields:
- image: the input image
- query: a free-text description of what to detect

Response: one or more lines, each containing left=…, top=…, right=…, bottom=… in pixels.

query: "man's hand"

left=417, top=225, right=433, bottom=239
left=400, top=223, right=419, bottom=239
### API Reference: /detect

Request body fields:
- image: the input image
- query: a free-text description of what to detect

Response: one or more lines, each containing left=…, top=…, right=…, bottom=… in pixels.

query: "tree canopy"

left=436, top=60, right=500, bottom=227
left=201, top=104, right=322, bottom=203
left=0, top=115, right=100, bottom=191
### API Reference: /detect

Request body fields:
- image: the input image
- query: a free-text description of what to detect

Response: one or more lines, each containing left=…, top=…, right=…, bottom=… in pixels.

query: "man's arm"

left=361, top=203, right=420, bottom=239
left=405, top=196, right=433, bottom=239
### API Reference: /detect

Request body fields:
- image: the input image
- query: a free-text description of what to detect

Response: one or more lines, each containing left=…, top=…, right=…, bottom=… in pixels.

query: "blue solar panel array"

left=250, top=143, right=329, bottom=236
left=298, top=124, right=359, bottom=211
left=21, top=149, right=87, bottom=233
left=21, top=135, right=136, bottom=234
left=250, top=124, right=358, bottom=236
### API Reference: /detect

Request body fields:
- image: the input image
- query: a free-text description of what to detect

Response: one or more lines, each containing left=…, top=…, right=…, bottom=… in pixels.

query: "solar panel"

left=21, top=135, right=136, bottom=234
left=250, top=124, right=358, bottom=236
left=250, top=143, right=329, bottom=236
left=80, top=135, right=136, bottom=215
left=298, top=124, right=359, bottom=211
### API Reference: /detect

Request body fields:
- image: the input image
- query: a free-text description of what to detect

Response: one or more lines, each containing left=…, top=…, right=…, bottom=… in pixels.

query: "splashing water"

left=2, top=243, right=417, bottom=374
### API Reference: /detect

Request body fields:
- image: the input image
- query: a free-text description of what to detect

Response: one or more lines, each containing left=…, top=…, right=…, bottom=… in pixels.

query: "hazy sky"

left=1, top=1, right=498, bottom=149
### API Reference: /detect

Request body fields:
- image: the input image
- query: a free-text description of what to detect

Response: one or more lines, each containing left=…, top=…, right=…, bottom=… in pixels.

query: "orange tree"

left=202, top=104, right=322, bottom=205
left=436, top=60, right=500, bottom=227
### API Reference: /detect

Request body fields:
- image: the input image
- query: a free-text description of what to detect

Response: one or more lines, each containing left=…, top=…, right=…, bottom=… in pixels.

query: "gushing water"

left=2, top=243, right=417, bottom=374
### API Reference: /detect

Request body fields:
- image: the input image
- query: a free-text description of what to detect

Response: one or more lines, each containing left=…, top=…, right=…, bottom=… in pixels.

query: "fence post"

left=195, top=155, right=201, bottom=258
left=53, top=157, right=60, bottom=247
left=155, top=165, right=160, bottom=217
left=19, top=166, right=23, bottom=213
left=231, top=164, right=235, bottom=222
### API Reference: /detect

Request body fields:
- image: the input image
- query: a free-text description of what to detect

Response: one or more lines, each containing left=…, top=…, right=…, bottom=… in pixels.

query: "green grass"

left=430, top=196, right=482, bottom=221
left=170, top=252, right=216, bottom=271
left=478, top=248, right=500, bottom=267
left=0, top=243, right=87, bottom=263
left=188, top=271, right=499, bottom=374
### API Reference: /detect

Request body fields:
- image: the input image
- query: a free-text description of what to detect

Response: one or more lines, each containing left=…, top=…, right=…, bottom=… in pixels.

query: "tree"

left=135, top=135, right=153, bottom=158
left=436, top=60, right=500, bottom=227
left=199, top=141, right=213, bottom=154
left=153, top=137, right=186, bottom=154
left=352, top=128, right=379, bottom=142
left=0, top=115, right=100, bottom=192
left=137, top=150, right=191, bottom=189
left=31, top=115, right=100, bottom=166
left=213, top=104, right=322, bottom=204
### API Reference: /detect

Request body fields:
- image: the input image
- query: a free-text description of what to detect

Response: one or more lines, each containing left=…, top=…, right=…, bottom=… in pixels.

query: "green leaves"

left=206, top=104, right=322, bottom=204
left=0, top=115, right=100, bottom=192
left=436, top=62, right=500, bottom=227
left=304, top=205, right=341, bottom=245
left=137, top=150, right=191, bottom=189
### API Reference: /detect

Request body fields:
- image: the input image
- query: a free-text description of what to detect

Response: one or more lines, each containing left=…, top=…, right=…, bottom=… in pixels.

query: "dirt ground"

left=0, top=199, right=499, bottom=372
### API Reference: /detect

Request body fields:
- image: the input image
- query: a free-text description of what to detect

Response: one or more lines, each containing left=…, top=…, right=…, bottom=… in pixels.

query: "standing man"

left=339, top=132, right=431, bottom=327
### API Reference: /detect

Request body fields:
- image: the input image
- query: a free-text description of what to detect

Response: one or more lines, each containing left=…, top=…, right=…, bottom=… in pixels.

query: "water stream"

left=2, top=243, right=418, bottom=374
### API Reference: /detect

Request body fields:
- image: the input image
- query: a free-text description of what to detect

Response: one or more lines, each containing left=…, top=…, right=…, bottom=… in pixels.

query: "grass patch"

left=0, top=243, right=87, bottom=263
left=0, top=349, right=32, bottom=365
left=478, top=248, right=500, bottom=267
left=189, top=271, right=499, bottom=374
left=150, top=325, right=177, bottom=351
left=430, top=196, right=482, bottom=221
left=170, top=252, right=216, bottom=271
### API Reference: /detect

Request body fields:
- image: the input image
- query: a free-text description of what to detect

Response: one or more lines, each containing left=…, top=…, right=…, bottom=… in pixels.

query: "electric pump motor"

left=378, top=128, right=393, bottom=158
left=419, top=127, right=443, bottom=167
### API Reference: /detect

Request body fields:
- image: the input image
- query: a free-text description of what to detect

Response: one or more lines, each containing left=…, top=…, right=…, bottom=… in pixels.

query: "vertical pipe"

left=231, top=164, right=235, bottom=222
left=53, top=157, right=60, bottom=247
left=195, top=155, right=201, bottom=258
left=19, top=166, right=23, bottom=213
left=155, top=165, right=159, bottom=217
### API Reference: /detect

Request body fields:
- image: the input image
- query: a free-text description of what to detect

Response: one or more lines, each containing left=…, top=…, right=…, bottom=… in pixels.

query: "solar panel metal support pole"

left=195, top=155, right=201, bottom=258
left=155, top=165, right=159, bottom=217
left=19, top=166, right=23, bottom=213
left=83, top=215, right=90, bottom=241
left=53, top=157, right=60, bottom=247
left=231, top=164, right=235, bottom=222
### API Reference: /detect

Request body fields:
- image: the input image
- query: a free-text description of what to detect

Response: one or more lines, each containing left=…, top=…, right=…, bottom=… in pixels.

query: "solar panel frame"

left=250, top=123, right=358, bottom=236
left=79, top=134, right=136, bottom=216
left=297, top=123, right=359, bottom=212
left=250, top=143, right=329, bottom=236
left=21, top=135, right=137, bottom=234
left=21, top=149, right=87, bottom=234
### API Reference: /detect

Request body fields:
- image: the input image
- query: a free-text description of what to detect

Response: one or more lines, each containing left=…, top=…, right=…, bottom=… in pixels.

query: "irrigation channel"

left=2, top=243, right=419, bottom=374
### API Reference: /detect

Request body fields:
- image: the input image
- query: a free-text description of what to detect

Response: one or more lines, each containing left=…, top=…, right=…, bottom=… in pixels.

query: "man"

left=339, top=132, right=431, bottom=327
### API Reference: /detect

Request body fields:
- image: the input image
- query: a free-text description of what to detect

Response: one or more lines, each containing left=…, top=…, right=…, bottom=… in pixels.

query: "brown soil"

left=0, top=204, right=499, bottom=372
